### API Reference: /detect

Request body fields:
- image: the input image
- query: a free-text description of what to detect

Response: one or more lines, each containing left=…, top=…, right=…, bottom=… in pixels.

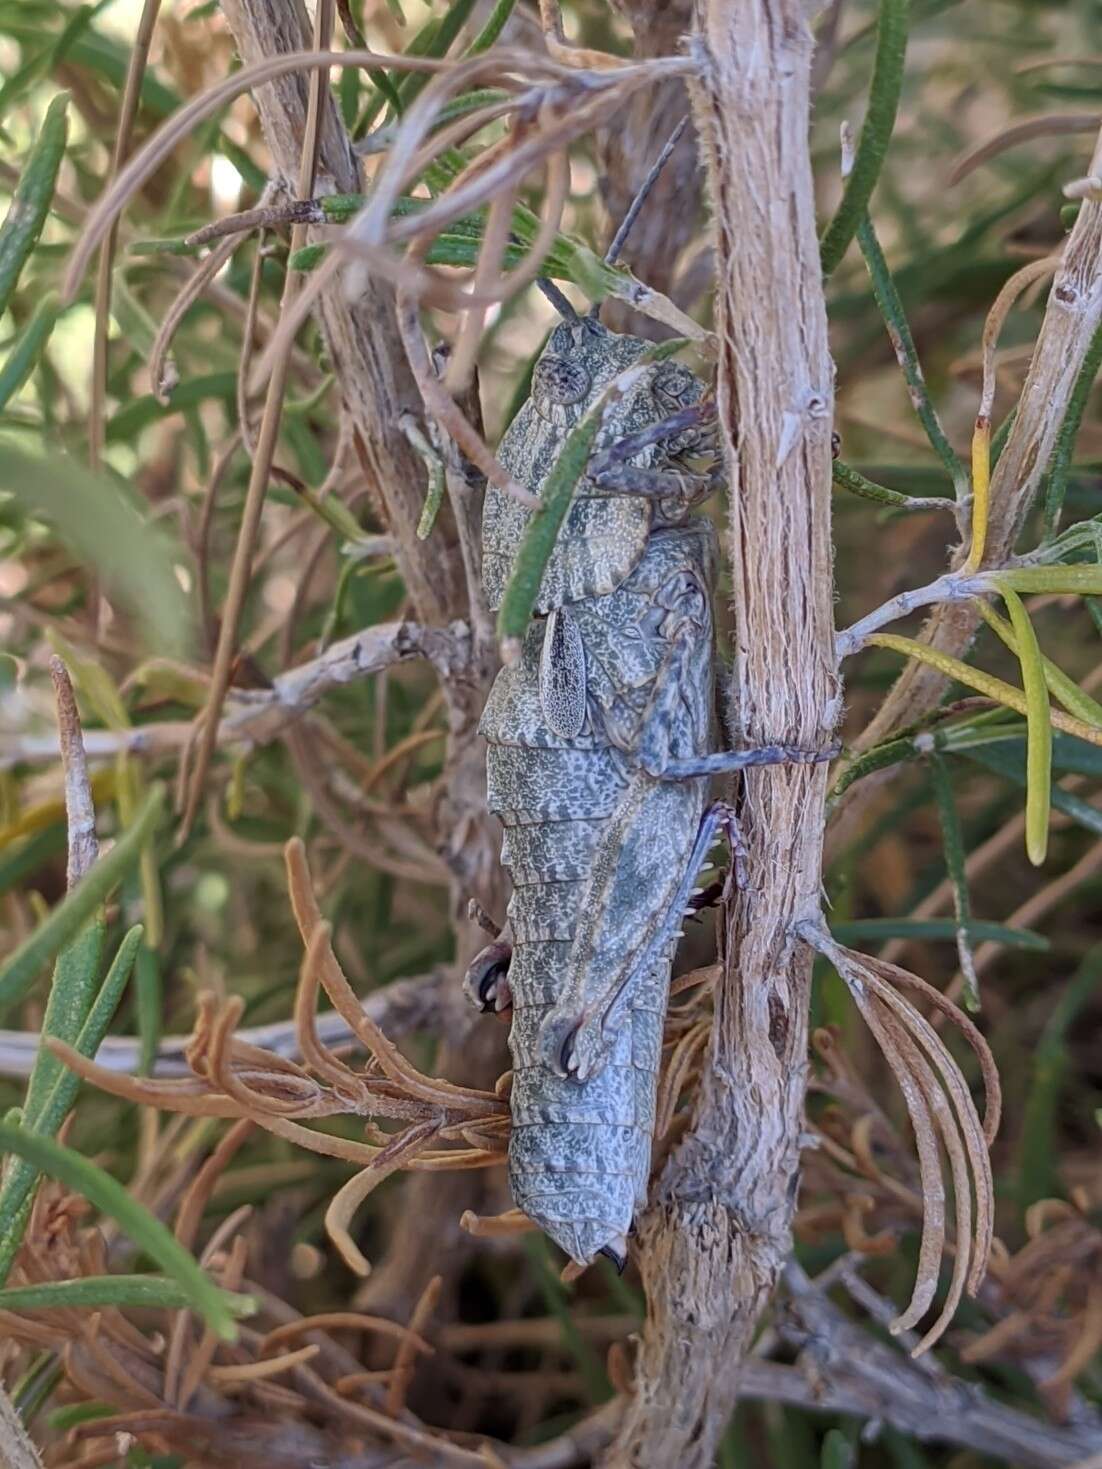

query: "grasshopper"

left=462, top=295, right=831, bottom=1270
left=455, top=126, right=828, bottom=1270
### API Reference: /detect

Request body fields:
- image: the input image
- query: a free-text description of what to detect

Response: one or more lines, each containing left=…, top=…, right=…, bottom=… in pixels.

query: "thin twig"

left=178, top=0, right=336, bottom=840
left=148, top=234, right=240, bottom=403
left=1, top=621, right=468, bottom=770
left=89, top=0, right=161, bottom=469
left=48, top=656, right=98, bottom=886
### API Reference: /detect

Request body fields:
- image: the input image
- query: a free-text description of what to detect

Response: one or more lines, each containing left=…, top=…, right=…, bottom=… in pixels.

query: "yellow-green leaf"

left=1002, top=587, right=1052, bottom=866
left=976, top=600, right=1102, bottom=729
left=865, top=633, right=1102, bottom=747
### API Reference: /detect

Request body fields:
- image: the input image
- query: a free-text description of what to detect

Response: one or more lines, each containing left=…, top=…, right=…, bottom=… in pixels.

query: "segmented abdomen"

left=487, top=737, right=670, bottom=1265
left=480, top=521, right=715, bottom=1266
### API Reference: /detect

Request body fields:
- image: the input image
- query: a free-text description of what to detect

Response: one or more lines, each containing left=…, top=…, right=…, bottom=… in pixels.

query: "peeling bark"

left=607, top=2, right=838, bottom=1461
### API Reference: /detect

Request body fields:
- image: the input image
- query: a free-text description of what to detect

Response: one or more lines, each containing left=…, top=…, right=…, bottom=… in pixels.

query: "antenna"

left=534, top=115, right=690, bottom=325
left=536, top=277, right=581, bottom=323
left=603, top=116, right=689, bottom=268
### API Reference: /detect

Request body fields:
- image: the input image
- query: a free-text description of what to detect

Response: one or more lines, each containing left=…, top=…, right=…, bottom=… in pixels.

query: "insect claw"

left=598, top=1242, right=628, bottom=1274
left=462, top=939, right=513, bottom=1015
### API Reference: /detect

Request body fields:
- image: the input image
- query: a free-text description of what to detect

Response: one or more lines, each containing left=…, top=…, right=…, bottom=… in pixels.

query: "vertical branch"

left=216, top=0, right=508, bottom=1322
left=220, top=0, right=464, bottom=630
left=180, top=0, right=334, bottom=837
left=840, top=128, right=1102, bottom=769
left=609, top=2, right=838, bottom=1462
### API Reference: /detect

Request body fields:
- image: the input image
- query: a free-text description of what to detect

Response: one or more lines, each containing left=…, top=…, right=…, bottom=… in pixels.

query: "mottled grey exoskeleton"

left=463, top=312, right=823, bottom=1271
left=459, top=310, right=725, bottom=1269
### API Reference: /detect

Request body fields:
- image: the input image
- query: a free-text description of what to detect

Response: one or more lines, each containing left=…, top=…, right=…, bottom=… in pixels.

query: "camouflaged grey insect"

left=460, top=314, right=725, bottom=1270
left=463, top=314, right=827, bottom=1271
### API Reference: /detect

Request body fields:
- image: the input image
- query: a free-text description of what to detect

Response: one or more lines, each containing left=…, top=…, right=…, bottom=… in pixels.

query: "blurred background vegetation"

left=0, top=0, right=1100, bottom=1465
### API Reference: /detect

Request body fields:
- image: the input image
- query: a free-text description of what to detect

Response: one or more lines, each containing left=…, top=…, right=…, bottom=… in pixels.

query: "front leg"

left=586, top=404, right=722, bottom=503
left=588, top=462, right=719, bottom=500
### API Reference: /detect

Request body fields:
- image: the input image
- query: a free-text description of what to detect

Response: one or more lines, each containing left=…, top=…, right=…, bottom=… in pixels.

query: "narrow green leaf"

left=1018, top=949, right=1102, bottom=1212
left=109, top=270, right=159, bottom=356
left=416, top=460, right=446, bottom=539
left=977, top=598, right=1102, bottom=728
left=286, top=477, right=366, bottom=543
left=465, top=0, right=517, bottom=53
left=833, top=458, right=952, bottom=512
left=355, top=12, right=449, bottom=134
left=287, top=241, right=327, bottom=271
left=0, top=1274, right=256, bottom=1317
left=0, top=924, right=144, bottom=1284
left=7, top=1349, right=60, bottom=1428
left=0, top=3, right=108, bottom=121
left=828, top=735, right=919, bottom=801
left=47, top=1402, right=116, bottom=1433
left=0, top=446, right=193, bottom=658
left=829, top=918, right=1048, bottom=950
left=22, top=916, right=106, bottom=1128
left=495, top=349, right=686, bottom=654
left=0, top=787, right=164, bottom=1015
left=854, top=213, right=965, bottom=493
left=0, top=292, right=60, bottom=412
left=134, top=942, right=162, bottom=1077
left=397, top=0, right=478, bottom=106
left=995, top=565, right=1102, bottom=596
left=0, top=1122, right=236, bottom=1340
left=928, top=752, right=979, bottom=1009
left=107, top=370, right=237, bottom=441
left=497, top=414, right=608, bottom=652
left=1002, top=587, right=1052, bottom=865
left=125, top=236, right=199, bottom=257
left=820, top=0, right=909, bottom=274
left=0, top=92, right=69, bottom=319
left=865, top=633, right=1102, bottom=748
left=821, top=1428, right=856, bottom=1469
left=964, top=744, right=1102, bottom=840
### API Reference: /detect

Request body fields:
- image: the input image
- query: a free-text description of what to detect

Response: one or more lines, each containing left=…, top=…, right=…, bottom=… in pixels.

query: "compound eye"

left=652, top=362, right=697, bottom=411
left=532, top=355, right=591, bottom=420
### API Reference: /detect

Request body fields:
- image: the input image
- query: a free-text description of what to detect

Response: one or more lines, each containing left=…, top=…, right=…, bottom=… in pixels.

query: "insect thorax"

left=482, top=318, right=712, bottom=614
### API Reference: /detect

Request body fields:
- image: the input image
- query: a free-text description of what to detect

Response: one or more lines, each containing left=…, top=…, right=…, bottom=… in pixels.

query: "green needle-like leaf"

left=496, top=342, right=688, bottom=657
left=1002, top=587, right=1052, bottom=866
left=820, top=0, right=909, bottom=275
left=0, top=924, right=144, bottom=1283
left=0, top=1122, right=237, bottom=1340
left=0, top=787, right=164, bottom=1015
left=0, top=92, right=69, bottom=318
left=0, top=1274, right=256, bottom=1317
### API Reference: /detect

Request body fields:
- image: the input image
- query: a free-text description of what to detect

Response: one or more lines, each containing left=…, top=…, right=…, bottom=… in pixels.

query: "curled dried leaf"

left=803, top=927, right=999, bottom=1353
